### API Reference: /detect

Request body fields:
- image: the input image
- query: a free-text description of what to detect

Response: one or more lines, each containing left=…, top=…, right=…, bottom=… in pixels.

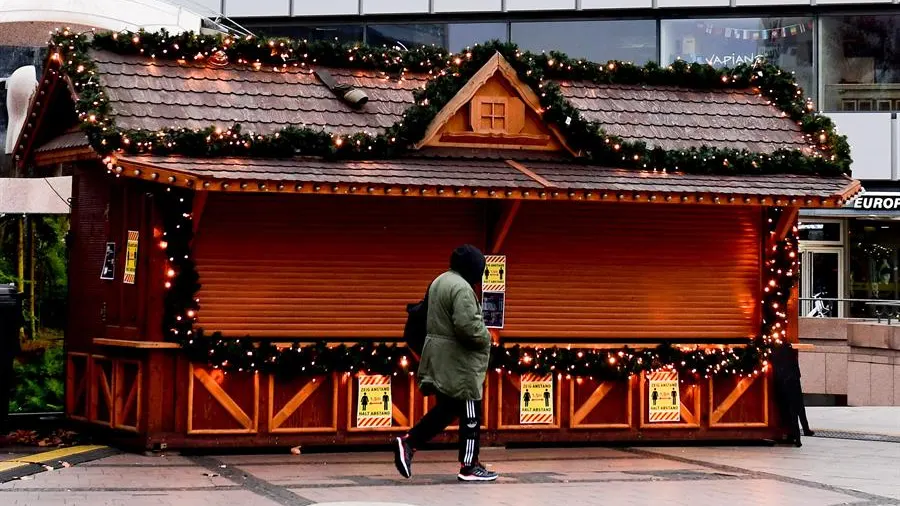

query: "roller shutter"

left=501, top=202, right=761, bottom=340
left=193, top=194, right=484, bottom=338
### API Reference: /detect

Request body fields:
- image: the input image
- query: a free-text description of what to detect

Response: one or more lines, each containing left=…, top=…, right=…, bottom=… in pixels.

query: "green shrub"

left=9, top=345, right=64, bottom=413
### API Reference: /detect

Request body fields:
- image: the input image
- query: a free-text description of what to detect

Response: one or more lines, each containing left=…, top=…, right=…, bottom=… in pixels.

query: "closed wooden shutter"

left=194, top=194, right=484, bottom=338
left=68, top=168, right=110, bottom=351
left=502, top=202, right=761, bottom=340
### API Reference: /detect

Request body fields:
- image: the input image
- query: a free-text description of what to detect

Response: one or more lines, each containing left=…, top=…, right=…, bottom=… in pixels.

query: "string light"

left=42, top=29, right=848, bottom=179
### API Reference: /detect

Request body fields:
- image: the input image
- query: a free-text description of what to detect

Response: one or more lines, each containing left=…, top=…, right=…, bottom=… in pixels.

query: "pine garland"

left=48, top=28, right=851, bottom=177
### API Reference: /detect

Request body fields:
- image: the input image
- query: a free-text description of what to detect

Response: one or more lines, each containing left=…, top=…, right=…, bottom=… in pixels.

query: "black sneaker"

left=803, top=429, right=815, bottom=437
left=457, top=464, right=498, bottom=482
left=393, top=437, right=413, bottom=478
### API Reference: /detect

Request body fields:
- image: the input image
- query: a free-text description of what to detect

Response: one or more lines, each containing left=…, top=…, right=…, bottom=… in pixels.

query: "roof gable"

left=416, top=53, right=574, bottom=155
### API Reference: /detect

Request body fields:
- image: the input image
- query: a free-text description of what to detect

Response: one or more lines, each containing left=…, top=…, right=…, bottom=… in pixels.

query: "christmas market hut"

left=14, top=29, right=859, bottom=450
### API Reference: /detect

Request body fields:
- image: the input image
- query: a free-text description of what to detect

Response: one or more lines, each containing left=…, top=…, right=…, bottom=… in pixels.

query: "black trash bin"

left=0, top=284, right=23, bottom=433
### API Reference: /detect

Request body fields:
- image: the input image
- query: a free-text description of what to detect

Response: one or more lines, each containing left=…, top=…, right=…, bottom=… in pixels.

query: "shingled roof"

left=79, top=50, right=806, bottom=154
left=92, top=50, right=426, bottom=136
left=558, top=82, right=806, bottom=153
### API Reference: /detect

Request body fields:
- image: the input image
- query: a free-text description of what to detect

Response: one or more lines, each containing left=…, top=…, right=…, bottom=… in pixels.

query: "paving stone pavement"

left=0, top=438, right=898, bottom=506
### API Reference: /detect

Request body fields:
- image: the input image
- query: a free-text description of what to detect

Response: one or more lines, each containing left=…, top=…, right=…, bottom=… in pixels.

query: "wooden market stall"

left=14, top=30, right=859, bottom=450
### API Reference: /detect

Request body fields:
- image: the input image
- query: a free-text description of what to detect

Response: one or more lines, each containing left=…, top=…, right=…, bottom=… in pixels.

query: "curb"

left=810, top=430, right=900, bottom=444
left=0, top=445, right=118, bottom=483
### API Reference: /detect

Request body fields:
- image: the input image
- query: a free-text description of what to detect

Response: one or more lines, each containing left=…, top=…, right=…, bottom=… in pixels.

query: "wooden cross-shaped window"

left=472, top=97, right=508, bottom=133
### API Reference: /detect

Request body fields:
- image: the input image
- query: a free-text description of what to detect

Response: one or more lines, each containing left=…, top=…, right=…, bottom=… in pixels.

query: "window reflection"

left=248, top=25, right=365, bottom=44
left=510, top=20, right=657, bottom=64
left=849, top=220, right=900, bottom=317
left=366, top=23, right=507, bottom=52
left=822, top=15, right=900, bottom=112
left=660, top=18, right=814, bottom=100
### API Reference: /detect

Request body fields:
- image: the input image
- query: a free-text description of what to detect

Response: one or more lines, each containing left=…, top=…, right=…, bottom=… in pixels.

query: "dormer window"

left=472, top=97, right=508, bottom=133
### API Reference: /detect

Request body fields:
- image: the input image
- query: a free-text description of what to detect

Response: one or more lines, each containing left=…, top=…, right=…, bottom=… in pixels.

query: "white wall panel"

left=582, top=0, right=652, bottom=8
left=434, top=0, right=502, bottom=12
left=657, top=0, right=729, bottom=7
left=506, top=0, right=575, bottom=10
left=225, top=0, right=289, bottom=17
left=830, top=113, right=893, bottom=181
left=292, top=0, right=358, bottom=15
left=363, top=0, right=429, bottom=14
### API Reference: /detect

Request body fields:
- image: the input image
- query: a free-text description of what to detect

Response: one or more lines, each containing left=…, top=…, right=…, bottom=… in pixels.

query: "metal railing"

left=799, top=297, right=900, bottom=323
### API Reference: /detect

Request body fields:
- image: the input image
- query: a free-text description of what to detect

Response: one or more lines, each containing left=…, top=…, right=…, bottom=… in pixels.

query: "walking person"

left=771, top=344, right=814, bottom=447
left=394, top=245, right=497, bottom=482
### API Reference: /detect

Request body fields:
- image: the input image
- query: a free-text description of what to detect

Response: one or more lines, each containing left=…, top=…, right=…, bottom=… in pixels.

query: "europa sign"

left=846, top=193, right=900, bottom=211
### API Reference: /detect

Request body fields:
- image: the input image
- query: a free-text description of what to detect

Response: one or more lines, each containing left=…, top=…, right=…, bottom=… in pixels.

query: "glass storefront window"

left=660, top=17, right=815, bottom=100
left=510, top=20, right=657, bottom=64
left=801, top=250, right=842, bottom=317
left=821, top=15, right=900, bottom=112
left=366, top=23, right=507, bottom=53
left=848, top=220, right=900, bottom=317
left=248, top=25, right=365, bottom=44
left=799, top=221, right=842, bottom=242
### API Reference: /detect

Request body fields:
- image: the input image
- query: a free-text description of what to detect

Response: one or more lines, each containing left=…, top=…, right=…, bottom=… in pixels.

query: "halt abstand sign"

left=356, top=375, right=392, bottom=428
left=520, top=373, right=554, bottom=424
left=482, top=255, right=506, bottom=329
left=647, top=371, right=681, bottom=423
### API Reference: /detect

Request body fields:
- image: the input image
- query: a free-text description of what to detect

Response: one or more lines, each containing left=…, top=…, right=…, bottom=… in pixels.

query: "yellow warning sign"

left=483, top=255, right=506, bottom=292
left=123, top=231, right=139, bottom=285
left=519, top=373, right=553, bottom=424
left=648, top=371, right=680, bottom=423
left=356, top=375, right=392, bottom=428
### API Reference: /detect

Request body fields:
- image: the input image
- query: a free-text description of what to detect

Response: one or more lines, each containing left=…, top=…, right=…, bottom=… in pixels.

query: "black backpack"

left=403, top=284, right=431, bottom=359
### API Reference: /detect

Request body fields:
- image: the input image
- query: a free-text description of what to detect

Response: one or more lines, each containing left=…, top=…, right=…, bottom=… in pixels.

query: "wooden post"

left=29, top=217, right=36, bottom=339
left=16, top=216, right=24, bottom=293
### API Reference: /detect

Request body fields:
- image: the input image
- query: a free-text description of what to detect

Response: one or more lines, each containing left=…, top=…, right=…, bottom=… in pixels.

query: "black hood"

left=450, top=244, right=485, bottom=288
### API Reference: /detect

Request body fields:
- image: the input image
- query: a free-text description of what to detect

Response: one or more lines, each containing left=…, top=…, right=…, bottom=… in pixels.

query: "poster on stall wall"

left=482, top=255, right=506, bottom=292
left=100, top=242, right=116, bottom=280
left=356, top=375, right=392, bottom=428
left=482, top=255, right=506, bottom=328
left=647, top=371, right=681, bottom=423
left=123, top=231, right=139, bottom=285
left=519, top=373, right=553, bottom=424
left=483, top=292, right=505, bottom=329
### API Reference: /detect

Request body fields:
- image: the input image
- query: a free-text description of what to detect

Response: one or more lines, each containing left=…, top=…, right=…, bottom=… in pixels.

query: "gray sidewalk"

left=0, top=408, right=897, bottom=506
left=807, top=407, right=900, bottom=437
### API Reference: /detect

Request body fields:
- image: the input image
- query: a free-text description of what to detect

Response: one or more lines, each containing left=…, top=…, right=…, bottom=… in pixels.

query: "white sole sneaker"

left=393, top=437, right=411, bottom=479
left=457, top=472, right=498, bottom=482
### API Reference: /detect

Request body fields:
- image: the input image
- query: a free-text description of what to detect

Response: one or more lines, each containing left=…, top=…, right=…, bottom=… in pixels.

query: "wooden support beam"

left=572, top=382, right=614, bottom=425
left=271, top=378, right=322, bottom=429
left=491, top=200, right=521, bottom=253
left=710, top=377, right=754, bottom=424
left=391, top=403, right=410, bottom=427
left=193, top=368, right=253, bottom=429
left=191, top=190, right=208, bottom=238
left=505, top=160, right=555, bottom=188
left=771, top=206, right=799, bottom=246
